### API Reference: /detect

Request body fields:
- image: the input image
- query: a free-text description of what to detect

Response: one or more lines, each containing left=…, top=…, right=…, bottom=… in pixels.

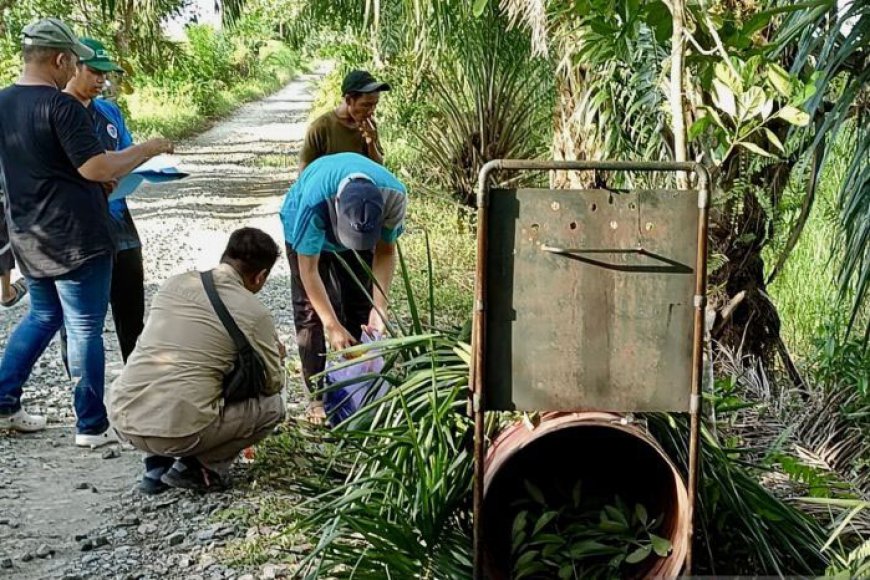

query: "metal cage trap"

left=470, top=160, right=712, bottom=578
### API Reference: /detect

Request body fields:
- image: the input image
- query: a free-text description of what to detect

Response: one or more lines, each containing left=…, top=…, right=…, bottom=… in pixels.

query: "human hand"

left=277, top=341, right=286, bottom=363
left=145, top=138, right=174, bottom=157
left=325, top=322, right=358, bottom=352
left=366, top=308, right=388, bottom=336
left=358, top=118, right=377, bottom=146
left=101, top=180, right=118, bottom=198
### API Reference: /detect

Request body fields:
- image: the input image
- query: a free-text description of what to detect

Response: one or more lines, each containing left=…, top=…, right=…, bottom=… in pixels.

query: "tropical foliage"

left=414, top=18, right=552, bottom=205
left=501, top=0, right=868, bottom=359
left=510, top=486, right=673, bottom=579
left=0, top=0, right=302, bottom=138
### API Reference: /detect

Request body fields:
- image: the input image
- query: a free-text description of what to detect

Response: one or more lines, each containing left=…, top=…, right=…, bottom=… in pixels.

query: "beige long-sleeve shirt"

left=109, top=263, right=282, bottom=438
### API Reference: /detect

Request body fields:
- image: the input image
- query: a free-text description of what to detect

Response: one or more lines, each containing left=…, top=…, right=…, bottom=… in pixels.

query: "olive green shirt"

left=300, top=111, right=382, bottom=166
left=108, top=264, right=283, bottom=438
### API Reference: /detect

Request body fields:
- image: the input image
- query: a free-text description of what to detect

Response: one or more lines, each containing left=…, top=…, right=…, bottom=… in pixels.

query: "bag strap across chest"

left=200, top=269, right=251, bottom=352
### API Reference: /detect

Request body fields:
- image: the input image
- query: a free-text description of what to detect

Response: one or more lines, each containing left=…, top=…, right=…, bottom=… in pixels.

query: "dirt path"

left=0, top=63, right=329, bottom=580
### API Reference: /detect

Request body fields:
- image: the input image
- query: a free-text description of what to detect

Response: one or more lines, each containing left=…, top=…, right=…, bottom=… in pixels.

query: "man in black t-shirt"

left=0, top=18, right=174, bottom=447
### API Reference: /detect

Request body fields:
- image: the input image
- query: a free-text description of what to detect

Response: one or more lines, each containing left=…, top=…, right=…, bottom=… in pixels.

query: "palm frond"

left=800, top=498, right=870, bottom=576
left=413, top=17, right=551, bottom=205
left=501, top=0, right=671, bottom=186
left=647, top=413, right=828, bottom=574
left=280, top=242, right=474, bottom=579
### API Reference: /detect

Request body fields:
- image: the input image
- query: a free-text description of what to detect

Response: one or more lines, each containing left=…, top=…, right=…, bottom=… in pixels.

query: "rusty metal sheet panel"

left=484, top=188, right=699, bottom=412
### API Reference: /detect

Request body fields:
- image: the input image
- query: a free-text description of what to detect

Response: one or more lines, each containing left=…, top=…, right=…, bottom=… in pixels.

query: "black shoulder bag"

left=200, top=270, right=267, bottom=403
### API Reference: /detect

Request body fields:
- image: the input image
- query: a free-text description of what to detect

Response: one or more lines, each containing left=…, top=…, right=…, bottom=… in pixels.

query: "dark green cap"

left=341, top=70, right=391, bottom=96
left=78, top=38, right=124, bottom=73
left=22, top=18, right=95, bottom=60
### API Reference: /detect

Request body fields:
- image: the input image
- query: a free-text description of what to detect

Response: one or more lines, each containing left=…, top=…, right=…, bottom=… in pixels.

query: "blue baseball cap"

left=328, top=176, right=384, bottom=251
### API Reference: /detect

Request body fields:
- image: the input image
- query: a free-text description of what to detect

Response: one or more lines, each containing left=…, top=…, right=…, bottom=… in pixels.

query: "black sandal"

left=0, top=279, right=27, bottom=308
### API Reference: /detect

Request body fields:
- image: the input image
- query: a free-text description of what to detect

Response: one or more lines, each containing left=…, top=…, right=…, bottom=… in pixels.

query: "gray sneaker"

left=0, top=408, right=47, bottom=432
left=75, top=428, right=119, bottom=449
left=161, top=459, right=229, bottom=492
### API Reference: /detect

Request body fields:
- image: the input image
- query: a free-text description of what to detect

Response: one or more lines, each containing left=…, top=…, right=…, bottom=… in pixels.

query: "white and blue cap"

left=328, top=173, right=384, bottom=251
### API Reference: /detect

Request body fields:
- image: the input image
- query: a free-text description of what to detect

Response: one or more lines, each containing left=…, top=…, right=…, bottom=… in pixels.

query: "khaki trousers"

left=121, top=394, right=284, bottom=473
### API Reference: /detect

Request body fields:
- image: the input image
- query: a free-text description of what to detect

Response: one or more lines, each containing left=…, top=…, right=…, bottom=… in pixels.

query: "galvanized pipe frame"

left=471, top=159, right=711, bottom=579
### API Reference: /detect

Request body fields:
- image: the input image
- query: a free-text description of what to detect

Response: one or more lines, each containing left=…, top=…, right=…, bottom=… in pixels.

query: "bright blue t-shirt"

left=280, top=153, right=407, bottom=256
left=91, top=98, right=140, bottom=251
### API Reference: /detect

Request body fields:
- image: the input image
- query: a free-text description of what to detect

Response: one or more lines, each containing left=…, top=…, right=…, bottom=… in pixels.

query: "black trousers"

left=286, top=243, right=373, bottom=398
left=111, top=247, right=145, bottom=362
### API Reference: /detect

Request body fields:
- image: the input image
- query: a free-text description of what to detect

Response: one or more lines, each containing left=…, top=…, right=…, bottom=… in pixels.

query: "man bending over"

left=279, top=152, right=407, bottom=423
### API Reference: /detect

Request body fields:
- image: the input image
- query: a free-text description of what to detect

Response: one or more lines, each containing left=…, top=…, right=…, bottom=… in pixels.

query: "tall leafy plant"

left=414, top=19, right=551, bottom=206
left=289, top=241, right=474, bottom=579
left=647, top=413, right=827, bottom=574
left=802, top=498, right=870, bottom=578
left=502, top=0, right=869, bottom=358
left=773, top=0, right=869, bottom=338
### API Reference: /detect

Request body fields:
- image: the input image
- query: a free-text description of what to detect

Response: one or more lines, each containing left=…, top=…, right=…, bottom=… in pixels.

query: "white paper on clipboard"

left=109, top=155, right=188, bottom=202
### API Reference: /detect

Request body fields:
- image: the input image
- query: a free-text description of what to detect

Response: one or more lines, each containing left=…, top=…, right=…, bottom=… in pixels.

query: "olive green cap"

left=22, top=18, right=95, bottom=60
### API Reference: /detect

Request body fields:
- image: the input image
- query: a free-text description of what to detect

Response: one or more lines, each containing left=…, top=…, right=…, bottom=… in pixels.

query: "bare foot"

left=305, top=401, right=327, bottom=426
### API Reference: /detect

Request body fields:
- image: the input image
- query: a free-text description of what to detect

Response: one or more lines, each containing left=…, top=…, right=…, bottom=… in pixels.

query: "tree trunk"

left=551, top=68, right=596, bottom=189
left=669, top=0, right=687, bottom=188
left=114, top=0, right=134, bottom=67
left=708, top=154, right=801, bottom=372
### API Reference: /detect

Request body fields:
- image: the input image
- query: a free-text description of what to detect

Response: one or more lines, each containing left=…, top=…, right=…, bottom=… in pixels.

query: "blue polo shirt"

left=280, top=153, right=407, bottom=256
left=91, top=98, right=140, bottom=251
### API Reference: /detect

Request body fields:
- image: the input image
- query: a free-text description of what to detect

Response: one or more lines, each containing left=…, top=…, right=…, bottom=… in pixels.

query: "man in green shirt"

left=299, top=70, right=390, bottom=171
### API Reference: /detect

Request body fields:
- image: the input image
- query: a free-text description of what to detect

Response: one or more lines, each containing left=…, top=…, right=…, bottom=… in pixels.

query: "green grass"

left=386, top=124, right=477, bottom=327
left=124, top=83, right=204, bottom=141
left=306, top=62, right=341, bottom=121
left=766, top=130, right=867, bottom=358
left=394, top=194, right=476, bottom=327
left=767, top=190, right=841, bottom=356
left=381, top=78, right=477, bottom=327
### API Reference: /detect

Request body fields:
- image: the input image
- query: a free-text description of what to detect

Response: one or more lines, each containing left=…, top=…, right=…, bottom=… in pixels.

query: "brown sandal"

left=0, top=279, right=27, bottom=308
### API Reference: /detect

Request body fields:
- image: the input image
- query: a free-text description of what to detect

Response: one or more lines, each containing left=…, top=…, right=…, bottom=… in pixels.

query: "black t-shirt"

left=0, top=85, right=111, bottom=278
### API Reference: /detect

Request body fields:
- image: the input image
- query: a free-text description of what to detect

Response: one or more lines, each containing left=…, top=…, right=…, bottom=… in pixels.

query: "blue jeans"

left=0, top=255, right=112, bottom=434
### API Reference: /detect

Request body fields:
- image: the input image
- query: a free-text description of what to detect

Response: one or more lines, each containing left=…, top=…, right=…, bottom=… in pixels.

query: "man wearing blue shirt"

left=279, top=152, right=407, bottom=422
left=65, top=38, right=145, bottom=362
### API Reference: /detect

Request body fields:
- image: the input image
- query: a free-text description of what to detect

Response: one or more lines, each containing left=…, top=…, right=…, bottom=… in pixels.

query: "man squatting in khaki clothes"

left=109, top=228, right=285, bottom=493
